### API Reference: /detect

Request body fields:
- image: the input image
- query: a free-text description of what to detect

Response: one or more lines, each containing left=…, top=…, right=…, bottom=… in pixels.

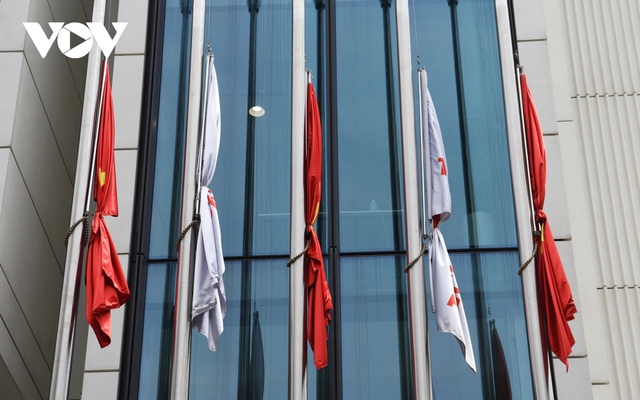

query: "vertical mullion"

left=325, top=0, right=343, bottom=398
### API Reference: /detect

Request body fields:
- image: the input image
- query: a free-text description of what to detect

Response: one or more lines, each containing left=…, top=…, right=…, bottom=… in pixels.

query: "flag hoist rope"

left=515, top=66, right=541, bottom=276
left=176, top=50, right=216, bottom=253
left=50, top=0, right=110, bottom=398
left=63, top=62, right=109, bottom=249
left=404, top=66, right=429, bottom=273
left=286, top=69, right=314, bottom=269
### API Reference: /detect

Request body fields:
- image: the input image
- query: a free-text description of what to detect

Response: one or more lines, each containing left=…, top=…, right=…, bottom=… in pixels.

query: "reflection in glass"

left=336, top=0, right=405, bottom=253
left=148, top=0, right=192, bottom=259
left=410, top=0, right=516, bottom=250
left=203, top=0, right=292, bottom=258
left=340, top=256, right=412, bottom=399
left=426, top=252, right=533, bottom=399
left=189, top=260, right=289, bottom=399
left=138, top=263, right=177, bottom=399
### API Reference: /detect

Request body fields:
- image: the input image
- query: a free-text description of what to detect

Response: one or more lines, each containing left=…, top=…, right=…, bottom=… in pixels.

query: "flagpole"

left=289, top=0, right=307, bottom=397
left=494, top=0, right=549, bottom=398
left=169, top=0, right=206, bottom=397
left=49, top=1, right=109, bottom=398
left=395, top=0, right=432, bottom=397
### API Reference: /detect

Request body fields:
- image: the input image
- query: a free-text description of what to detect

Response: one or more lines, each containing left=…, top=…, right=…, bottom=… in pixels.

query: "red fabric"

left=94, top=61, right=118, bottom=217
left=86, top=61, right=130, bottom=348
left=521, top=74, right=576, bottom=371
left=86, top=214, right=130, bottom=347
left=305, top=83, right=333, bottom=369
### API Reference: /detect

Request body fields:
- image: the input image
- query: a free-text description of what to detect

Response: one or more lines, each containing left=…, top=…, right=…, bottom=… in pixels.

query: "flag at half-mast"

left=420, top=68, right=476, bottom=372
left=192, top=54, right=227, bottom=351
left=305, top=79, right=333, bottom=369
left=86, top=60, right=130, bottom=348
left=520, top=72, right=576, bottom=370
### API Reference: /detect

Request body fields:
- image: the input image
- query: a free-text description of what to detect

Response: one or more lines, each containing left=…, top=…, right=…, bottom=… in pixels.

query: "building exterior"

left=0, top=0, right=638, bottom=399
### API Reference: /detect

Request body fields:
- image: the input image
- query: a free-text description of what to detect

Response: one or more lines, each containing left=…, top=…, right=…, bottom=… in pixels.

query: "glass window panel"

left=340, top=256, right=413, bottom=399
left=305, top=0, right=330, bottom=250
left=204, top=0, right=292, bottom=258
left=426, top=251, right=533, bottom=399
left=148, top=0, right=192, bottom=259
left=189, top=260, right=289, bottom=399
left=138, top=263, right=177, bottom=399
left=336, top=0, right=405, bottom=253
left=410, top=0, right=517, bottom=250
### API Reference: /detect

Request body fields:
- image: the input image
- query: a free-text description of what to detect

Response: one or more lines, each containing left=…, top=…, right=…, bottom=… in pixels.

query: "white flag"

left=429, top=228, right=476, bottom=372
left=419, top=68, right=450, bottom=226
left=420, top=68, right=475, bottom=372
left=192, top=55, right=227, bottom=351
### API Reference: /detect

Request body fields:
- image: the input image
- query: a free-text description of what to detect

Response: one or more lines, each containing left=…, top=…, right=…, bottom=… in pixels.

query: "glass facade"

left=129, top=0, right=533, bottom=398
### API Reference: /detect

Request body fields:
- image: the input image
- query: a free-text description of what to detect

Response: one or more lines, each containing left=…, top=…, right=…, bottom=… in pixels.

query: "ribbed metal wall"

left=573, top=95, right=640, bottom=287
left=562, top=0, right=640, bottom=97
left=562, top=0, right=640, bottom=287
left=599, top=287, right=640, bottom=399
left=562, top=0, right=640, bottom=398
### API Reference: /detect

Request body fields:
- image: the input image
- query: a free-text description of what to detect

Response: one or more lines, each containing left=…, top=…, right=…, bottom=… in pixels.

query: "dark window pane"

left=189, top=260, right=289, bottom=399
left=336, top=0, right=406, bottom=253
left=340, top=256, right=412, bottom=399
left=149, top=0, right=192, bottom=259
left=410, top=0, right=517, bottom=250
left=204, top=0, right=292, bottom=258
left=426, top=251, right=533, bottom=400
left=138, top=263, right=177, bottom=399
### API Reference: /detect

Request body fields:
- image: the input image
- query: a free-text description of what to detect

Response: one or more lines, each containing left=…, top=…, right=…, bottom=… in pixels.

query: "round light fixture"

left=249, top=105, right=265, bottom=117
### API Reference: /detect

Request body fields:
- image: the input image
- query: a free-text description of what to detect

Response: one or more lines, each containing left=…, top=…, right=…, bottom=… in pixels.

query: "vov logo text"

left=23, top=22, right=127, bottom=59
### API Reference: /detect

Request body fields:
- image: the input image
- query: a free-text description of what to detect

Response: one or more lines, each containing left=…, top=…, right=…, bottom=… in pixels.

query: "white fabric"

left=419, top=68, right=451, bottom=224
left=421, top=68, right=475, bottom=372
left=429, top=228, right=476, bottom=372
left=192, top=55, right=226, bottom=351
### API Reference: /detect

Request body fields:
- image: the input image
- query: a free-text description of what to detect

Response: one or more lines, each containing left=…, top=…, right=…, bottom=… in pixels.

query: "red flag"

left=86, top=61, right=130, bottom=348
left=305, top=82, right=333, bottom=369
left=521, top=73, right=576, bottom=370
left=94, top=62, right=118, bottom=217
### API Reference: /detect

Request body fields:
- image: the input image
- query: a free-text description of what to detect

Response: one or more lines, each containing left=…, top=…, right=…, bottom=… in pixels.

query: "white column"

left=170, top=0, right=206, bottom=398
left=494, top=0, right=549, bottom=399
left=395, top=0, right=433, bottom=398
left=49, top=1, right=108, bottom=399
left=289, top=0, right=308, bottom=398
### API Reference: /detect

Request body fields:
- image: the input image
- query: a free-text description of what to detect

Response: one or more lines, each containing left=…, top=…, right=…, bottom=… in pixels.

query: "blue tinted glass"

left=426, top=251, right=533, bottom=399
left=410, top=0, right=517, bottom=249
left=336, top=0, right=406, bottom=253
left=148, top=0, right=192, bottom=259
left=189, top=260, right=289, bottom=399
left=340, top=256, right=413, bottom=399
left=204, top=0, right=292, bottom=258
left=138, top=263, right=177, bottom=399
